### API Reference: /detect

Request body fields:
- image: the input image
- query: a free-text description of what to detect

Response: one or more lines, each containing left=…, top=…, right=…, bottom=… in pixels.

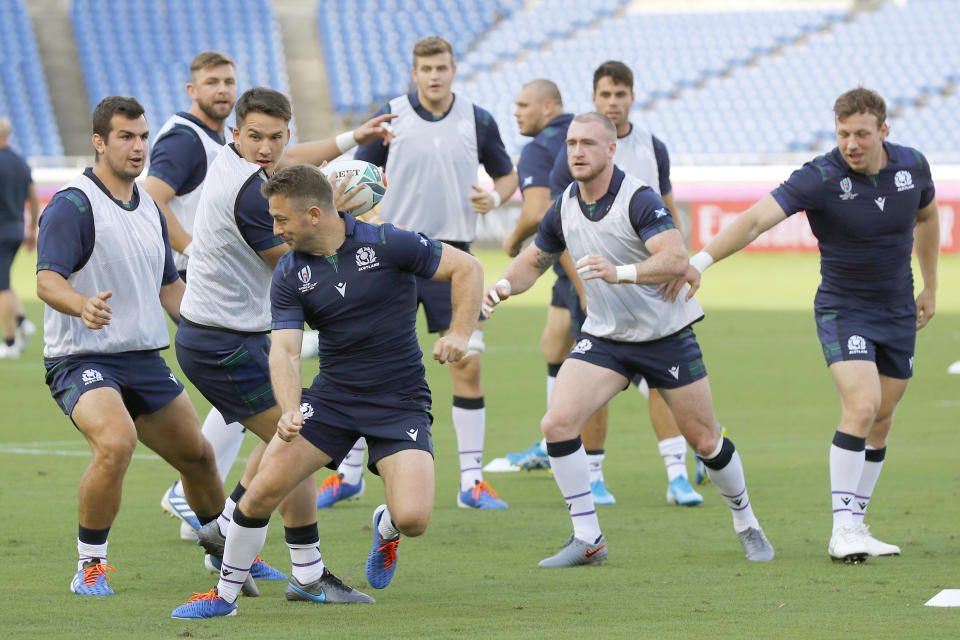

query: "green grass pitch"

left=1, top=250, right=958, bottom=638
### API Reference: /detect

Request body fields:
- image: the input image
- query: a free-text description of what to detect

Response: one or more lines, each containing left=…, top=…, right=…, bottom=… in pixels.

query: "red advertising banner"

left=691, top=200, right=960, bottom=252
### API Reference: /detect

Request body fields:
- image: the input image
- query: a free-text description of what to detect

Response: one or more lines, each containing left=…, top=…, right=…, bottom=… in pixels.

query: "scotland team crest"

left=839, top=177, right=857, bottom=200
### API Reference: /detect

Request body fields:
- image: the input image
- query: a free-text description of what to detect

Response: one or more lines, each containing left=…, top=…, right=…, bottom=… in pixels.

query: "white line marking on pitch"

left=0, top=445, right=247, bottom=463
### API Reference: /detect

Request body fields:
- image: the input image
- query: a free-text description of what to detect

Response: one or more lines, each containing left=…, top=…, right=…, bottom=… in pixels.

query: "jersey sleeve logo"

left=356, top=246, right=380, bottom=271
left=839, top=177, right=858, bottom=200
left=894, top=170, right=914, bottom=192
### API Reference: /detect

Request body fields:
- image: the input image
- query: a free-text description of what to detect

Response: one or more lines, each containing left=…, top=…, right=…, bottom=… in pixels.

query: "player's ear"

left=879, top=121, right=889, bottom=140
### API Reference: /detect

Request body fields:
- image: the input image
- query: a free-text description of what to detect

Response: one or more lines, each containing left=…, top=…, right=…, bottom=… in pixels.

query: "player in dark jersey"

left=666, top=87, right=940, bottom=564
left=169, top=164, right=483, bottom=618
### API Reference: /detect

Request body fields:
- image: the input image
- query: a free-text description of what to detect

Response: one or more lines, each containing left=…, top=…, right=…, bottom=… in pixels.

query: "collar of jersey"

left=408, top=91, right=456, bottom=122
left=177, top=111, right=226, bottom=145
left=569, top=166, right=626, bottom=221
left=83, top=167, right=140, bottom=210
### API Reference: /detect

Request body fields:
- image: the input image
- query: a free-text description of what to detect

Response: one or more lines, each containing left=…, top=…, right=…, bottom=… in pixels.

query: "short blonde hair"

left=412, top=36, right=454, bottom=65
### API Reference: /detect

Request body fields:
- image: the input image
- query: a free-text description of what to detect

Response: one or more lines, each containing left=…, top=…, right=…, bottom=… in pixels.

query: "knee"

left=238, top=485, right=277, bottom=520
left=689, top=430, right=720, bottom=458
left=541, top=411, right=577, bottom=442
left=177, top=436, right=217, bottom=472
left=91, top=434, right=137, bottom=471
left=844, top=400, right=880, bottom=431
left=392, top=508, right=430, bottom=538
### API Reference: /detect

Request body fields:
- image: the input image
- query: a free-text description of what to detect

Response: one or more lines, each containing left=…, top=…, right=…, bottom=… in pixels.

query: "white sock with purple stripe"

left=453, top=396, right=485, bottom=492
left=698, top=437, right=759, bottom=532
left=852, top=445, right=884, bottom=526
left=77, top=540, right=107, bottom=570
left=217, top=508, right=268, bottom=603
left=286, top=523, right=325, bottom=584
left=658, top=435, right=688, bottom=482
left=337, top=438, right=367, bottom=485
left=830, top=431, right=865, bottom=532
left=547, top=438, right=601, bottom=543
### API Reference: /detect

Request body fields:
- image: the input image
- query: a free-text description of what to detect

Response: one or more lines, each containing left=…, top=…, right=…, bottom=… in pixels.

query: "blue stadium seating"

left=0, top=0, right=63, bottom=158
left=71, top=0, right=293, bottom=139
left=317, top=0, right=525, bottom=113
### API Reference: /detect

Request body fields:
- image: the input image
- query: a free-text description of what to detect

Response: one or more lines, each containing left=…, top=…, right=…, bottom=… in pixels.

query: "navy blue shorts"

left=0, top=237, right=21, bottom=290
left=416, top=241, right=475, bottom=333
left=175, top=321, right=276, bottom=424
left=44, top=350, right=185, bottom=420
left=568, top=289, right=586, bottom=341
left=815, top=302, right=916, bottom=379
left=299, top=385, right=434, bottom=475
left=550, top=273, right=575, bottom=309
left=565, top=326, right=707, bottom=390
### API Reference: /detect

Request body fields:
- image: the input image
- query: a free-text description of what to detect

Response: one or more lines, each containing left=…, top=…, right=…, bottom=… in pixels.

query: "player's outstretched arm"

left=661, top=194, right=787, bottom=302
left=279, top=114, right=397, bottom=169
left=269, top=328, right=305, bottom=441
left=914, top=199, right=940, bottom=329
left=37, top=270, right=112, bottom=330
left=158, top=278, right=185, bottom=323
left=502, top=186, right=552, bottom=256
left=431, top=244, right=483, bottom=364
left=483, top=242, right=559, bottom=317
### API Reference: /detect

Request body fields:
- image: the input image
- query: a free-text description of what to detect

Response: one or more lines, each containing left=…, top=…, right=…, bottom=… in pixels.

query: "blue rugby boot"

left=170, top=589, right=237, bottom=619
left=365, top=504, right=400, bottom=589
left=70, top=560, right=115, bottom=596
left=666, top=476, right=704, bottom=506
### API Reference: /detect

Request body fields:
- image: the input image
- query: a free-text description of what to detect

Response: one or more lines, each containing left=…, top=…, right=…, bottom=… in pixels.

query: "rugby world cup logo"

left=839, top=177, right=857, bottom=200
left=298, top=265, right=312, bottom=284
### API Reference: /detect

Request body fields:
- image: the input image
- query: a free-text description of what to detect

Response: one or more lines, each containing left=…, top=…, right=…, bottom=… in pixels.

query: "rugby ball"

left=320, top=159, right=386, bottom=216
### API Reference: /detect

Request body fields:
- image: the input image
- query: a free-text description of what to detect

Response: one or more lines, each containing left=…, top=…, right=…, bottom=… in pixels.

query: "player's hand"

left=277, top=410, right=303, bottom=442
left=915, top=287, right=936, bottom=329
left=331, top=175, right=366, bottom=213
left=433, top=332, right=469, bottom=364
left=658, top=265, right=700, bottom=302
left=501, top=231, right=522, bottom=257
left=482, top=278, right=511, bottom=318
left=81, top=290, right=113, bottom=330
left=575, top=254, right=617, bottom=284
left=354, top=113, right=397, bottom=146
left=469, top=185, right=496, bottom=214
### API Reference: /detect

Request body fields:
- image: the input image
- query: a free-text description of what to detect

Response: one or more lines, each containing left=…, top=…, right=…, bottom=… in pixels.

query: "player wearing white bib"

left=141, top=51, right=255, bottom=546
left=354, top=36, right=518, bottom=510
left=484, top=113, right=774, bottom=566
left=36, top=97, right=226, bottom=596
left=532, top=61, right=705, bottom=507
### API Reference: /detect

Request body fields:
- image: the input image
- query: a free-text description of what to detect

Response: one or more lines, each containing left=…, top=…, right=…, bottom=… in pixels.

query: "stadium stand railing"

left=70, top=0, right=295, bottom=139
left=0, top=0, right=64, bottom=158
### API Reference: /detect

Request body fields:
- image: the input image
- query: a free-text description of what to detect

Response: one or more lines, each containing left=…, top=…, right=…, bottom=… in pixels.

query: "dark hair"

left=572, top=112, right=617, bottom=140
left=834, top=87, right=886, bottom=127
left=412, top=36, right=454, bottom=64
left=92, top=96, right=145, bottom=140
left=235, top=87, right=292, bottom=126
left=261, top=164, right=334, bottom=213
left=593, top=60, right=633, bottom=92
left=190, top=50, right=235, bottom=76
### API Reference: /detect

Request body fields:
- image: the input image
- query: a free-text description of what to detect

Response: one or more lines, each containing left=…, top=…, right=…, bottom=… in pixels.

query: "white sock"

left=548, top=442, right=602, bottom=543
left=830, top=432, right=866, bottom=531
left=852, top=446, right=885, bottom=526
left=217, top=496, right=237, bottom=536
left=453, top=398, right=485, bottom=492
left=378, top=506, right=400, bottom=540
left=77, top=540, right=107, bottom=570
left=288, top=544, right=325, bottom=584
left=337, top=438, right=367, bottom=485
left=217, top=517, right=268, bottom=603
left=201, top=409, right=246, bottom=483
left=658, top=435, right=688, bottom=482
left=700, top=438, right=760, bottom=532
left=635, top=376, right=650, bottom=399
left=546, top=375, right=557, bottom=406
left=585, top=451, right=605, bottom=483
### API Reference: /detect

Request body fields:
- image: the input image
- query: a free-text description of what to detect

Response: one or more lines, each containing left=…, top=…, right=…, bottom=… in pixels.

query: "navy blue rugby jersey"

left=271, top=214, right=442, bottom=393
left=771, top=142, right=935, bottom=305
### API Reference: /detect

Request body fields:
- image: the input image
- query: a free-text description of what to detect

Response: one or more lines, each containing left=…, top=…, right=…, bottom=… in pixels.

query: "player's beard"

left=571, top=160, right=606, bottom=183
left=198, top=98, right=232, bottom=125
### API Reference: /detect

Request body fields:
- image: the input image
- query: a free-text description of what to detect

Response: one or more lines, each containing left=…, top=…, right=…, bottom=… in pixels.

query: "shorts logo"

left=908, top=356, right=914, bottom=371
left=894, top=170, right=914, bottom=192
left=299, top=402, right=314, bottom=419
left=169, top=372, right=178, bottom=385
left=81, top=369, right=103, bottom=385
left=668, top=365, right=680, bottom=380
left=571, top=338, right=593, bottom=355
left=839, top=177, right=858, bottom=200
left=356, top=246, right=379, bottom=271
left=298, top=265, right=317, bottom=293
left=406, top=428, right=419, bottom=441
left=847, top=335, right=868, bottom=355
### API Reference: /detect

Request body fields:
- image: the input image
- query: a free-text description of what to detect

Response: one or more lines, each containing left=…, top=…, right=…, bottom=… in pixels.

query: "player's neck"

left=578, top=166, right=614, bottom=203
left=309, top=217, right=347, bottom=257
left=616, top=121, right=631, bottom=138
left=188, top=105, right=226, bottom=134
left=418, top=91, right=454, bottom=116
left=92, top=164, right=136, bottom=204
left=864, top=146, right=888, bottom=176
